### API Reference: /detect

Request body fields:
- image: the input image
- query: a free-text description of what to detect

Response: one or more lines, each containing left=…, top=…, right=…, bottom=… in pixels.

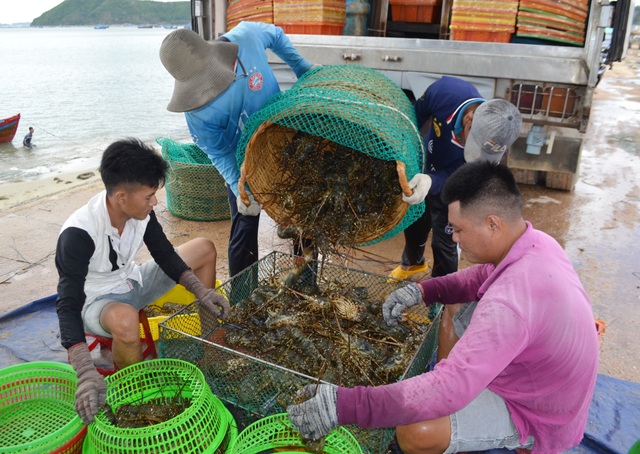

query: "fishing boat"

left=0, top=113, right=20, bottom=143
left=94, top=23, right=109, bottom=29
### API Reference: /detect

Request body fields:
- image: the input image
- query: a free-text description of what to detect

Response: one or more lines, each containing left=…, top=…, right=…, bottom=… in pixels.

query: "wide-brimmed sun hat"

left=160, top=28, right=239, bottom=113
left=464, top=98, right=522, bottom=164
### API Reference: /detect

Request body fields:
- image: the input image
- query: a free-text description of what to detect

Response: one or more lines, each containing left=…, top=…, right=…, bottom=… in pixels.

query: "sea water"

left=0, top=26, right=190, bottom=184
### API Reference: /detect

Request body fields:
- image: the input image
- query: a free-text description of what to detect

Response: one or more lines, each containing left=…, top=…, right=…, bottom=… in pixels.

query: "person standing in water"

left=23, top=127, right=34, bottom=148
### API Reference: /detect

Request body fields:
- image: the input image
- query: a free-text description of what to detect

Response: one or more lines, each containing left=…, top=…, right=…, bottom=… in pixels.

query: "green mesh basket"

left=157, top=137, right=231, bottom=222
left=84, top=358, right=234, bottom=454
left=0, top=361, right=85, bottom=454
left=236, top=64, right=425, bottom=246
left=229, top=413, right=362, bottom=454
left=220, top=411, right=239, bottom=454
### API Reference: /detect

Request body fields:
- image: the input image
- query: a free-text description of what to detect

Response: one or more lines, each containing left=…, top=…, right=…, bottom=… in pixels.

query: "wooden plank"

left=545, top=170, right=576, bottom=191
left=511, top=167, right=577, bottom=191
left=512, top=168, right=540, bottom=186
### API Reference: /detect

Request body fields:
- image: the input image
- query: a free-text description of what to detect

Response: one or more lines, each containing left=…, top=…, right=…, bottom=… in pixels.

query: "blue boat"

left=94, top=24, right=109, bottom=29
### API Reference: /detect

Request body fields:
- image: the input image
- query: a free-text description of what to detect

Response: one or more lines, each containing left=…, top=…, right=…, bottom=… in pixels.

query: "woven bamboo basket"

left=240, top=122, right=412, bottom=245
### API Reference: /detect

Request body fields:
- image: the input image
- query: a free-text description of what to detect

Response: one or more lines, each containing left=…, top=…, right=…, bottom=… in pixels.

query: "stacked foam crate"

left=516, top=0, right=588, bottom=46
left=228, top=0, right=274, bottom=29
left=450, top=0, right=518, bottom=43
left=274, top=0, right=346, bottom=34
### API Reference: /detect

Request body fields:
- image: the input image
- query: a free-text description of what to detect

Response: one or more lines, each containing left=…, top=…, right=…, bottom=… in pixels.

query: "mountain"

left=31, top=0, right=190, bottom=27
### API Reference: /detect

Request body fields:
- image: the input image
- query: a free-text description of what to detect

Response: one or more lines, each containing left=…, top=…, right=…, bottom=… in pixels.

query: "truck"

left=189, top=0, right=635, bottom=191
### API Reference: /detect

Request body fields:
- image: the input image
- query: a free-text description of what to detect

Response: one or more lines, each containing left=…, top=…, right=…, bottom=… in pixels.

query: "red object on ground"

left=0, top=113, right=20, bottom=143
left=86, top=309, right=158, bottom=376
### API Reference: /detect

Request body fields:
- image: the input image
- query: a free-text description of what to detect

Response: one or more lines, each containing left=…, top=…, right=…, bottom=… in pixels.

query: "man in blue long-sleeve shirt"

left=160, top=22, right=316, bottom=276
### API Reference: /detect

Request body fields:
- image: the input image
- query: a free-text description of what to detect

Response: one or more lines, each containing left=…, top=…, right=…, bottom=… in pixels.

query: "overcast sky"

left=1, top=0, right=187, bottom=24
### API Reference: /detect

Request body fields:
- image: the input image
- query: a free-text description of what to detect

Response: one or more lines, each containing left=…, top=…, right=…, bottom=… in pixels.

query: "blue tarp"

left=0, top=295, right=638, bottom=452
left=0, top=294, right=67, bottom=367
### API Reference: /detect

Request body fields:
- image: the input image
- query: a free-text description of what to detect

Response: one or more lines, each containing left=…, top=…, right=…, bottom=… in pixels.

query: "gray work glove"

left=179, top=270, right=230, bottom=320
left=237, top=193, right=262, bottom=217
left=287, top=384, right=338, bottom=440
left=68, top=342, right=107, bottom=425
left=402, top=173, right=432, bottom=205
left=382, top=283, right=424, bottom=326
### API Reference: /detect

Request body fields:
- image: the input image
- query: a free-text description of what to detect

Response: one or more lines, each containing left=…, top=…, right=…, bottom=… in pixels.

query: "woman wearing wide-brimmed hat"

left=160, top=21, right=316, bottom=277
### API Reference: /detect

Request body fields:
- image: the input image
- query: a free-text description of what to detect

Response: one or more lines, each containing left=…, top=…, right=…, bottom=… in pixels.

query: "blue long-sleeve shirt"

left=185, top=21, right=313, bottom=197
left=414, top=76, right=484, bottom=195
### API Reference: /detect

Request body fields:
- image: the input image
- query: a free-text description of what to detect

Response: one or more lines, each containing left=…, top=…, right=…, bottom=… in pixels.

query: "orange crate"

left=279, top=22, right=345, bottom=34
left=227, top=0, right=274, bottom=29
left=390, top=0, right=442, bottom=23
left=540, top=87, right=577, bottom=118
left=450, top=27, right=513, bottom=43
left=274, top=0, right=346, bottom=24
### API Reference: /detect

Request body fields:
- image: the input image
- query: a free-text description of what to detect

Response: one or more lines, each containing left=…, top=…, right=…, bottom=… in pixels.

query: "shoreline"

left=0, top=167, right=102, bottom=211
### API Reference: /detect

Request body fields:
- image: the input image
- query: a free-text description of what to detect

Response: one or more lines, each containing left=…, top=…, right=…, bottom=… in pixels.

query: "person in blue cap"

left=391, top=78, right=522, bottom=284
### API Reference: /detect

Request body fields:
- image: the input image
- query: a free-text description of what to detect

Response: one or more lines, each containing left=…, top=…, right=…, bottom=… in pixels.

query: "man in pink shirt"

left=288, top=161, right=598, bottom=453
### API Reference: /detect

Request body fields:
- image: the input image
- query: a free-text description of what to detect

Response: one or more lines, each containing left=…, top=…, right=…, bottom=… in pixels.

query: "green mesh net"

left=236, top=64, right=425, bottom=247
left=157, top=138, right=231, bottom=222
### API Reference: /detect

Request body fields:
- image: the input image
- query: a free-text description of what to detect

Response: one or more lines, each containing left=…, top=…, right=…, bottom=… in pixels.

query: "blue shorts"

left=81, top=261, right=177, bottom=337
left=444, top=302, right=535, bottom=453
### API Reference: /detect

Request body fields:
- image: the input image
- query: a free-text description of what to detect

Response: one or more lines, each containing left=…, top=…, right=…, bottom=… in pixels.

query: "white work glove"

left=68, top=342, right=107, bottom=425
left=402, top=173, right=432, bottom=205
left=237, top=193, right=262, bottom=217
left=287, top=384, right=338, bottom=441
left=179, top=270, right=230, bottom=320
left=382, top=283, right=424, bottom=326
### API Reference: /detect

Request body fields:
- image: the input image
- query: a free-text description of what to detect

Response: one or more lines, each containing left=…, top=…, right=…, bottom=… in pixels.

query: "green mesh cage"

left=159, top=251, right=441, bottom=454
left=236, top=64, right=425, bottom=246
left=157, top=137, right=231, bottom=222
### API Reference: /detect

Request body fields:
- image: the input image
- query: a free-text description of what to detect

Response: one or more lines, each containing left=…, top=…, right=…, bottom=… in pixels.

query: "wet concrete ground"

left=0, top=49, right=638, bottom=382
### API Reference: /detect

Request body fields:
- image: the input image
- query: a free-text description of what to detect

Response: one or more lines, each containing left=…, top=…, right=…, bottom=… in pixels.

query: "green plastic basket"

left=157, top=137, right=231, bottom=222
left=229, top=413, right=362, bottom=454
left=220, top=409, right=239, bottom=454
left=0, top=361, right=84, bottom=454
left=84, top=358, right=232, bottom=453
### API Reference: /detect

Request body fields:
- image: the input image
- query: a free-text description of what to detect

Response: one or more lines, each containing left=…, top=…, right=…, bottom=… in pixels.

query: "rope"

left=21, top=118, right=101, bottom=152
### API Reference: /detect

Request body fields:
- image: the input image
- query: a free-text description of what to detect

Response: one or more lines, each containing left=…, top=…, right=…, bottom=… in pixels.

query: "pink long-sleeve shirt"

left=338, top=223, right=598, bottom=453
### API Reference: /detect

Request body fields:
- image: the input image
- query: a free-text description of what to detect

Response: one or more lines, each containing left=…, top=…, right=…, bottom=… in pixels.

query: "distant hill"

left=31, top=0, right=190, bottom=27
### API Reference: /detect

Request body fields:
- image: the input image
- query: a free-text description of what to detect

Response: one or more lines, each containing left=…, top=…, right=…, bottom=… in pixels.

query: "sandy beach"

left=0, top=168, right=101, bottom=211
